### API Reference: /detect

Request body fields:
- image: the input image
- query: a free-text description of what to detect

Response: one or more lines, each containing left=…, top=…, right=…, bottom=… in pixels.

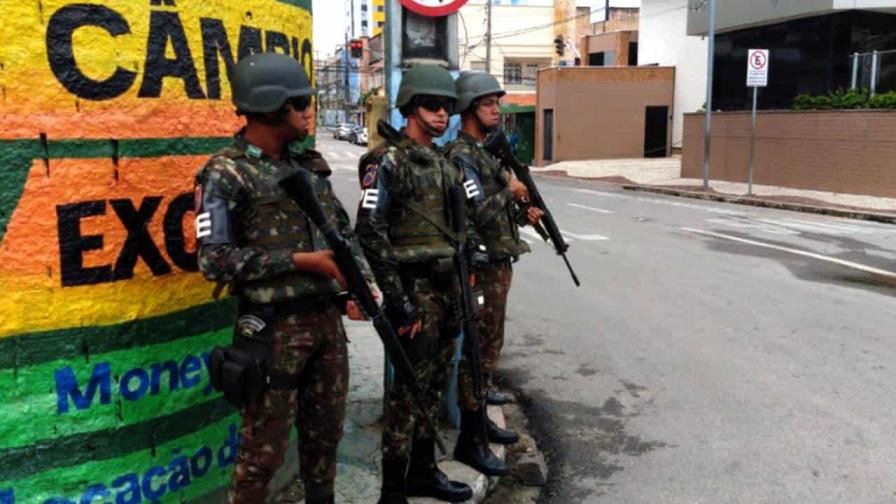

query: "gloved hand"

left=386, top=294, right=421, bottom=338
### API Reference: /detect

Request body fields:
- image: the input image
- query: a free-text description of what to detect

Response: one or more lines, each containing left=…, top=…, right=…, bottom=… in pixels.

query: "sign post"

left=746, top=49, right=769, bottom=196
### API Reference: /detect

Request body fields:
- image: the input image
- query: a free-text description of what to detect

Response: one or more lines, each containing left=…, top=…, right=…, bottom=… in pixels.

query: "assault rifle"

left=448, top=185, right=485, bottom=404
left=279, top=170, right=448, bottom=454
left=483, top=131, right=581, bottom=287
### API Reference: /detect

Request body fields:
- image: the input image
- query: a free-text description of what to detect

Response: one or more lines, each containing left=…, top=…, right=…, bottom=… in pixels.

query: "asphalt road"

left=316, top=136, right=896, bottom=504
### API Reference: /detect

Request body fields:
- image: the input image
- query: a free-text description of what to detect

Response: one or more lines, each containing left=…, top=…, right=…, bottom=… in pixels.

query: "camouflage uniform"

left=355, top=131, right=475, bottom=461
left=446, top=132, right=531, bottom=412
left=196, top=136, right=362, bottom=503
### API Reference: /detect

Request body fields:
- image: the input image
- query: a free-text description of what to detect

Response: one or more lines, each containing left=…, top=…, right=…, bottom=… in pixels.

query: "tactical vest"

left=388, top=145, right=457, bottom=264
left=455, top=139, right=530, bottom=260
left=218, top=145, right=341, bottom=304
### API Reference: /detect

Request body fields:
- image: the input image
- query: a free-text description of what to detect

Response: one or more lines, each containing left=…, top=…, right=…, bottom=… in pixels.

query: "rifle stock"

left=484, top=131, right=581, bottom=287
left=279, top=170, right=448, bottom=454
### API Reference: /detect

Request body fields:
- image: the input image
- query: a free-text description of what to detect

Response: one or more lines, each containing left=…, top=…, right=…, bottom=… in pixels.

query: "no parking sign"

left=747, top=49, right=769, bottom=87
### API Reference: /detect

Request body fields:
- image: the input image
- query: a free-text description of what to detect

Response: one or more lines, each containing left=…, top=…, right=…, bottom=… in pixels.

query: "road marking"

left=753, top=218, right=869, bottom=235
left=574, top=189, right=745, bottom=216
left=521, top=226, right=609, bottom=243
left=706, top=217, right=800, bottom=236
left=561, top=229, right=610, bottom=241
left=520, top=227, right=552, bottom=242
left=682, top=227, right=896, bottom=279
left=567, top=203, right=614, bottom=214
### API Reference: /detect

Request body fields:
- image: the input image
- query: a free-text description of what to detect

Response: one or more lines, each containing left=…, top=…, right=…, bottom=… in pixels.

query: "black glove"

left=385, top=294, right=419, bottom=329
left=467, top=243, right=490, bottom=269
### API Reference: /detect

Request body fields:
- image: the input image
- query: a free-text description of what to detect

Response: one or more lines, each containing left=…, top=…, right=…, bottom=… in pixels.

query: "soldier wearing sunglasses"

left=356, top=64, right=485, bottom=503
left=194, top=53, right=370, bottom=504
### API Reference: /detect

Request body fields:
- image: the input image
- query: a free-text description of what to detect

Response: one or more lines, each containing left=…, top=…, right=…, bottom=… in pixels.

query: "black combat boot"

left=453, top=408, right=510, bottom=476
left=486, top=416, right=519, bottom=445
left=304, top=481, right=335, bottom=504
left=378, top=457, right=409, bottom=504
left=406, top=436, right=473, bottom=502
left=486, top=388, right=512, bottom=405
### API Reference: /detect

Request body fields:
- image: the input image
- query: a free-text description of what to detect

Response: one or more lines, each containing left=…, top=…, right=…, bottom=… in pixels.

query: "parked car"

left=354, top=127, right=368, bottom=146
left=333, top=122, right=355, bottom=140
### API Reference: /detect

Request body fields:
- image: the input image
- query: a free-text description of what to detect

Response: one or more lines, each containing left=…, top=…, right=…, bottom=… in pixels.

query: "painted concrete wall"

left=639, top=0, right=707, bottom=150
left=0, top=1, right=313, bottom=502
left=682, top=110, right=896, bottom=197
left=536, top=66, right=674, bottom=164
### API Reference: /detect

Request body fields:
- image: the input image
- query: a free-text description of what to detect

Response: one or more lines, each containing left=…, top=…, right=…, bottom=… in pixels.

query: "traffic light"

left=553, top=35, right=565, bottom=57
left=350, top=39, right=363, bottom=59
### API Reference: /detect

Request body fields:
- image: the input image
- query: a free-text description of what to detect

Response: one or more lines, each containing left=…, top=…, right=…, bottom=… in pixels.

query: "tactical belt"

left=241, top=295, right=335, bottom=317
left=400, top=259, right=455, bottom=287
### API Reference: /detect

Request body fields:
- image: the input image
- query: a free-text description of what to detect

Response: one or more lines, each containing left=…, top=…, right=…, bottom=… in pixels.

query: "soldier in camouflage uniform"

left=195, top=53, right=370, bottom=504
left=356, top=65, right=483, bottom=504
left=446, top=71, right=545, bottom=474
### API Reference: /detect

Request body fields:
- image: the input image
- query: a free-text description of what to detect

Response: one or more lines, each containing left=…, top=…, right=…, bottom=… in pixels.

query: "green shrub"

left=791, top=88, right=896, bottom=110
left=869, top=91, right=896, bottom=109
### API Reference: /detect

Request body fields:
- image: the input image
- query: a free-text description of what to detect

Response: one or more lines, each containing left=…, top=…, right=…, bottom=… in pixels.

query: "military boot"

left=304, top=481, right=335, bottom=504
left=486, top=416, right=519, bottom=445
left=378, top=457, right=409, bottom=504
left=453, top=408, right=510, bottom=476
left=407, top=436, right=473, bottom=502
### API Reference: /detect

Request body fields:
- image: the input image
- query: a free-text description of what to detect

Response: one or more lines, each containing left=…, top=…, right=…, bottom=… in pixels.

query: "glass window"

left=504, top=62, right=522, bottom=84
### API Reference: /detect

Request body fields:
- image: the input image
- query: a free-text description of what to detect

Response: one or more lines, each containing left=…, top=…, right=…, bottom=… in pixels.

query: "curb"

left=621, top=184, right=896, bottom=225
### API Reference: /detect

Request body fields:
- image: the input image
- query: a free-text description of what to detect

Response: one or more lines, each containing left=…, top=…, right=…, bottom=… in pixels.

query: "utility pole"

left=485, top=0, right=492, bottom=74
left=702, top=0, right=716, bottom=190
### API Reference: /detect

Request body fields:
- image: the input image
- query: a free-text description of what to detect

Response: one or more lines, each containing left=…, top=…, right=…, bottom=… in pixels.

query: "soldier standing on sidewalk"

left=356, top=64, right=481, bottom=504
left=446, top=71, right=544, bottom=475
left=195, top=52, right=369, bottom=504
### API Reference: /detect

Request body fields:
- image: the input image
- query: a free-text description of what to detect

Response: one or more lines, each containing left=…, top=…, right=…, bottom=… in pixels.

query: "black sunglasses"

left=418, top=96, right=455, bottom=115
left=288, top=96, right=312, bottom=111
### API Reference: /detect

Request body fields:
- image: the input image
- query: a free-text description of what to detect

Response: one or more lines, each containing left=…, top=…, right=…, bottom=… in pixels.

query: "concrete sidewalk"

left=534, top=157, right=896, bottom=221
left=275, top=321, right=506, bottom=503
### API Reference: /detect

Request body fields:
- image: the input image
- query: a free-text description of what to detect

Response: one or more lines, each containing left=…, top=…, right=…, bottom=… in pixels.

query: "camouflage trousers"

left=458, top=260, right=513, bottom=411
left=229, top=304, right=349, bottom=504
left=382, top=276, right=460, bottom=460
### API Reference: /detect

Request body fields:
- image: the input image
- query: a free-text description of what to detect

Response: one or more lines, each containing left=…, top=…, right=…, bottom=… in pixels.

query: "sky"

left=311, top=0, right=643, bottom=58
left=312, top=0, right=347, bottom=59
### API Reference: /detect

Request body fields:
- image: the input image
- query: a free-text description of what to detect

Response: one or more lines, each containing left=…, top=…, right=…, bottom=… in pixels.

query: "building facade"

left=688, top=0, right=896, bottom=111
left=638, top=0, right=707, bottom=152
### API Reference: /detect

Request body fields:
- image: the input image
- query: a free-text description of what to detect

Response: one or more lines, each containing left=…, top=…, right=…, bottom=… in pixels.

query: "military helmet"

left=231, top=52, right=315, bottom=113
left=455, top=71, right=505, bottom=114
left=396, top=64, right=458, bottom=108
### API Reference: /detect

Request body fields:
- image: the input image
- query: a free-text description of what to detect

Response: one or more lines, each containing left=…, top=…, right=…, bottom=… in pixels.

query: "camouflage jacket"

left=355, top=130, right=481, bottom=305
left=446, top=132, right=531, bottom=260
left=195, top=135, right=371, bottom=304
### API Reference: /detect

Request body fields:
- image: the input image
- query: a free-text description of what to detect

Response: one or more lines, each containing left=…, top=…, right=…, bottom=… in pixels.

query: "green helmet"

left=231, top=52, right=315, bottom=113
left=455, top=71, right=505, bottom=114
left=396, top=64, right=458, bottom=108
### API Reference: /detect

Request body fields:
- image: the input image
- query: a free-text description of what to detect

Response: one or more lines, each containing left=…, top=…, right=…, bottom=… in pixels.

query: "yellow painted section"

left=0, top=155, right=217, bottom=338
left=0, top=0, right=313, bottom=140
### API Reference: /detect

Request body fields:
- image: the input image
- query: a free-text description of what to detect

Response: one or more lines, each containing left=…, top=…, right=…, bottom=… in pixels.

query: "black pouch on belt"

left=209, top=309, right=274, bottom=409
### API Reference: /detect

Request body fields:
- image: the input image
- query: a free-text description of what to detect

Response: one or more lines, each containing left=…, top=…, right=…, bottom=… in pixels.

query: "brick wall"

left=682, top=110, right=896, bottom=197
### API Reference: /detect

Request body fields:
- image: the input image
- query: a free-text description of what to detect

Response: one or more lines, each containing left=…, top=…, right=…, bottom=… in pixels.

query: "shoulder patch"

left=362, top=163, right=378, bottom=189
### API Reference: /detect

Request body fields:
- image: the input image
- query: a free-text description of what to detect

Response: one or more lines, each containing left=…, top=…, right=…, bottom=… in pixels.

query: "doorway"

left=644, top=106, right=668, bottom=158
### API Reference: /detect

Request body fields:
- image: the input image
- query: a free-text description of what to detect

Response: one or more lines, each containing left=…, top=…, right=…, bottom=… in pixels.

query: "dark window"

left=712, top=11, right=896, bottom=111
left=361, top=4, right=368, bottom=11
left=543, top=109, right=554, bottom=161
left=588, top=52, right=605, bottom=66
left=628, top=42, right=638, bottom=66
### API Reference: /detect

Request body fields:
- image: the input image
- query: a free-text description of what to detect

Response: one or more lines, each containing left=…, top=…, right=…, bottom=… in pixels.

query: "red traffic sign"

left=400, top=0, right=469, bottom=17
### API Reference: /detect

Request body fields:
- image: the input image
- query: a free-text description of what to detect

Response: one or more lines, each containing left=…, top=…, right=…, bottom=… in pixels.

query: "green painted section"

left=0, top=300, right=235, bottom=370
left=276, top=0, right=312, bottom=11
left=0, top=329, right=231, bottom=452
left=0, top=414, right=241, bottom=503
left=501, top=104, right=536, bottom=114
